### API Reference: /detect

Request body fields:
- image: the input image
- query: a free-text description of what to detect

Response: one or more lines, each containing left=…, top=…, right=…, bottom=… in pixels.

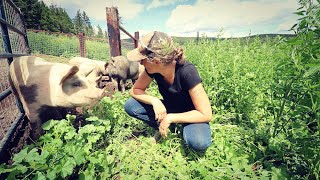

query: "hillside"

left=122, top=33, right=297, bottom=45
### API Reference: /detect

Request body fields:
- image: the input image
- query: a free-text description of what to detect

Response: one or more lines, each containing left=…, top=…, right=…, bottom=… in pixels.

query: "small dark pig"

left=9, top=56, right=106, bottom=140
left=106, top=56, right=142, bottom=93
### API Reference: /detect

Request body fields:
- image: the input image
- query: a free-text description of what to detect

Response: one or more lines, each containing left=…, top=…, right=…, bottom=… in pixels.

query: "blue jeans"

left=124, top=97, right=212, bottom=151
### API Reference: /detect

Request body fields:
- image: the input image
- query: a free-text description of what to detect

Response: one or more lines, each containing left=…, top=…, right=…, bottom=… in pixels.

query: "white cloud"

left=166, top=0, right=300, bottom=37
left=277, top=17, right=297, bottom=33
left=105, top=0, right=144, bottom=20
left=146, top=0, right=187, bottom=10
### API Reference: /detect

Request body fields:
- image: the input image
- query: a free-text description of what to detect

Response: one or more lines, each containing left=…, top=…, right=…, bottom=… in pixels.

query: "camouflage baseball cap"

left=127, top=31, right=175, bottom=61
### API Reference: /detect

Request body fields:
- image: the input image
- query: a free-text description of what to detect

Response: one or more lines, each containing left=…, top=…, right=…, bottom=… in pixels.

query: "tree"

left=73, top=10, right=84, bottom=34
left=14, top=0, right=42, bottom=29
left=38, top=1, right=56, bottom=31
left=96, top=25, right=103, bottom=38
left=104, top=30, right=108, bottom=39
left=82, top=11, right=94, bottom=36
left=50, top=5, right=74, bottom=33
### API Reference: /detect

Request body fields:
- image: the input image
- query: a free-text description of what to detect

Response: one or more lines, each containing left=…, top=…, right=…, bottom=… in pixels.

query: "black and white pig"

left=9, top=56, right=106, bottom=140
left=106, top=56, right=143, bottom=93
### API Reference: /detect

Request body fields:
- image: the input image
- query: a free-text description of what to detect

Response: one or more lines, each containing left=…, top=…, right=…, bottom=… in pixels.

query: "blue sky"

left=42, top=0, right=300, bottom=38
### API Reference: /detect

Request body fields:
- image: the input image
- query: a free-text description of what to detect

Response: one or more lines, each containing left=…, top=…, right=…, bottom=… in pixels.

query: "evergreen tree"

left=73, top=10, right=84, bottom=34
left=38, top=1, right=56, bottom=31
left=50, top=5, right=73, bottom=33
left=59, top=8, right=74, bottom=33
left=96, top=25, right=103, bottom=38
left=14, top=0, right=42, bottom=29
left=104, top=30, right=108, bottom=39
left=13, top=0, right=100, bottom=36
left=82, top=11, right=94, bottom=36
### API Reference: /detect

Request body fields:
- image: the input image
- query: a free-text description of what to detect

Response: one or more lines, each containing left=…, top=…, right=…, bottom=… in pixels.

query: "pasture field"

left=0, top=2, right=319, bottom=178
left=0, top=34, right=318, bottom=179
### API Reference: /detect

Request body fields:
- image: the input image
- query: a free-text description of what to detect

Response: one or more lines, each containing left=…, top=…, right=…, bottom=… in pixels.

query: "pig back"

left=128, top=61, right=140, bottom=80
left=108, top=56, right=129, bottom=80
left=9, top=56, right=53, bottom=113
left=69, top=57, right=108, bottom=76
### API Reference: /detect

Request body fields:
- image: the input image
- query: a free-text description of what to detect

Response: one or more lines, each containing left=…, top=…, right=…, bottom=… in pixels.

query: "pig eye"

left=72, top=81, right=82, bottom=87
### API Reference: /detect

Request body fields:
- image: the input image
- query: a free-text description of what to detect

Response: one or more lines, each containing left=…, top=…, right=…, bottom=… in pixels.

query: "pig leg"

left=120, top=79, right=126, bottom=93
left=111, top=78, right=119, bottom=91
left=28, top=111, right=43, bottom=141
left=117, top=79, right=125, bottom=93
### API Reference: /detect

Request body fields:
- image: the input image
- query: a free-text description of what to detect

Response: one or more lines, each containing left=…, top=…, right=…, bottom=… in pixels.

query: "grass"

left=1, top=33, right=318, bottom=179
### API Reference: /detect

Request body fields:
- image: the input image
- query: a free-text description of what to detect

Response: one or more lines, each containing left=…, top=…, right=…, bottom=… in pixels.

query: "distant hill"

left=121, top=33, right=297, bottom=46
left=172, top=33, right=297, bottom=44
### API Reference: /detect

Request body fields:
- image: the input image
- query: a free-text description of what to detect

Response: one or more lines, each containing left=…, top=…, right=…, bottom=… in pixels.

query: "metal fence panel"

left=0, top=0, right=29, bottom=161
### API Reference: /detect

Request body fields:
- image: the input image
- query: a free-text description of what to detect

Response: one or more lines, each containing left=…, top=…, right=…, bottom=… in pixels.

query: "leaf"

left=7, top=169, right=22, bottom=180
left=47, top=170, right=57, bottom=180
left=25, top=148, right=40, bottom=163
left=0, top=164, right=23, bottom=174
left=12, top=148, right=29, bottom=164
left=294, top=10, right=306, bottom=16
left=68, top=146, right=87, bottom=165
left=64, top=130, right=77, bottom=140
left=79, top=124, right=96, bottom=134
left=40, top=150, right=50, bottom=159
left=303, top=65, right=320, bottom=78
left=271, top=166, right=289, bottom=180
left=42, top=120, right=59, bottom=131
left=35, top=171, right=46, bottom=180
left=60, top=158, right=76, bottom=178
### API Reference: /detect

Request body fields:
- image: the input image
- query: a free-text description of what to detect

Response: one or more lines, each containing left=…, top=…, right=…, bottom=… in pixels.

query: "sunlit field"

left=0, top=1, right=319, bottom=179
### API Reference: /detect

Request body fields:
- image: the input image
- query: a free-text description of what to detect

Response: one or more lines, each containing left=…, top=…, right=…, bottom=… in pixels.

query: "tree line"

left=13, top=0, right=107, bottom=38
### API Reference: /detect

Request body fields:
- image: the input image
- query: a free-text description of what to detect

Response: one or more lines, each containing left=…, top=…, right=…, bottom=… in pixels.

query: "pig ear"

left=105, top=62, right=108, bottom=70
left=60, top=66, right=79, bottom=85
left=110, top=56, right=116, bottom=62
left=95, top=75, right=102, bottom=82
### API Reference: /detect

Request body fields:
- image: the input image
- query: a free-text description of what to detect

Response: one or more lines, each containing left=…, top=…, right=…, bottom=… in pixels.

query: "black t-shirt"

left=145, top=61, right=202, bottom=112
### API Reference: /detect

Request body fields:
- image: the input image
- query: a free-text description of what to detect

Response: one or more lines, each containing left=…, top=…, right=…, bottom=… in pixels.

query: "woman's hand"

left=151, top=98, right=167, bottom=123
left=159, top=114, right=173, bottom=138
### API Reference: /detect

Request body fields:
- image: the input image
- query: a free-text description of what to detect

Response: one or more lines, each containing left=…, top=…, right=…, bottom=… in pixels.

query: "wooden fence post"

left=106, top=7, right=121, bottom=57
left=78, top=32, right=86, bottom=57
left=134, top=31, right=139, bottom=48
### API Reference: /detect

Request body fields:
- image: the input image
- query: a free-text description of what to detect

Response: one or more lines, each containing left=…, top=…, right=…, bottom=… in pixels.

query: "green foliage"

left=13, top=0, right=74, bottom=33
left=1, top=1, right=319, bottom=178
left=72, top=10, right=95, bottom=36
left=96, top=25, right=104, bottom=38
left=0, top=113, right=115, bottom=179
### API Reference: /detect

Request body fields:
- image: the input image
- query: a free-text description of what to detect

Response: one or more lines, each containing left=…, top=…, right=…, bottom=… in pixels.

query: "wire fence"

left=0, top=59, right=19, bottom=140
left=27, top=29, right=137, bottom=61
left=0, top=0, right=30, bottom=162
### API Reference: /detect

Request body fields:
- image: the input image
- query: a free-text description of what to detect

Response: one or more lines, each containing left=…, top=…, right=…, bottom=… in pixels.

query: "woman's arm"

left=130, top=70, right=167, bottom=121
left=130, top=70, right=156, bottom=103
left=159, top=83, right=213, bottom=137
left=171, top=82, right=213, bottom=123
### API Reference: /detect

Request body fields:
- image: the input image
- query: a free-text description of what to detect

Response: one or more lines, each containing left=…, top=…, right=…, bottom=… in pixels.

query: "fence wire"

left=27, top=29, right=137, bottom=61
left=121, top=37, right=135, bottom=56
left=0, top=59, right=19, bottom=140
left=27, top=30, right=111, bottom=61
left=0, top=0, right=29, bottom=161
